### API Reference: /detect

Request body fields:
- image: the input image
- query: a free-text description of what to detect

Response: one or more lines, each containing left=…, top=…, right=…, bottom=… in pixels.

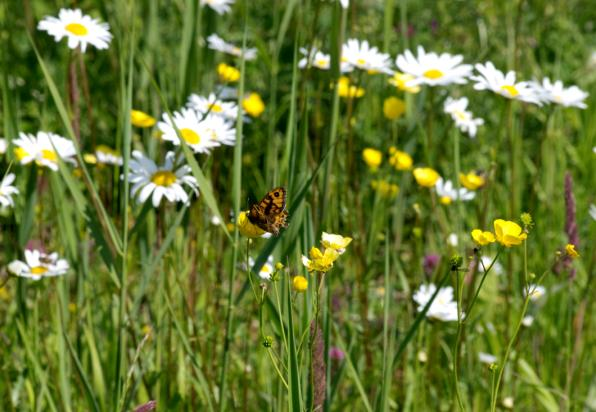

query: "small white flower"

left=395, top=46, right=472, bottom=87
left=37, top=8, right=112, bottom=52
left=0, top=173, right=19, bottom=209
left=342, top=39, right=392, bottom=74
left=435, top=178, right=475, bottom=204
left=199, top=114, right=236, bottom=146
left=95, top=145, right=123, bottom=165
left=589, top=204, right=596, bottom=221
left=187, top=93, right=239, bottom=121
left=321, top=232, right=352, bottom=254
left=413, top=283, right=459, bottom=322
left=530, top=77, right=588, bottom=108
left=8, top=249, right=69, bottom=280
left=13, top=131, right=76, bottom=171
left=447, top=233, right=459, bottom=247
left=443, top=97, right=484, bottom=138
left=417, top=351, right=428, bottom=363
left=502, top=397, right=514, bottom=409
left=127, top=151, right=199, bottom=208
left=339, top=0, right=349, bottom=8
left=158, top=109, right=221, bottom=154
left=206, top=34, right=257, bottom=60
left=471, top=62, right=541, bottom=104
left=526, top=284, right=546, bottom=301
left=521, top=315, right=534, bottom=327
left=211, top=215, right=222, bottom=225
left=298, top=47, right=331, bottom=70
left=200, top=0, right=235, bottom=15
left=478, top=352, right=497, bottom=364
left=480, top=256, right=503, bottom=276
left=249, top=256, right=275, bottom=280
left=0, top=138, right=7, bottom=154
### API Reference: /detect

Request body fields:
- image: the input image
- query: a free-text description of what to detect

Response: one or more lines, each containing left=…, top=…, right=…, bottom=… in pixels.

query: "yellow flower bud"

left=413, top=167, right=440, bottom=188
left=362, top=148, right=382, bottom=170
left=293, top=276, right=308, bottom=292
left=131, top=110, right=156, bottom=128
left=383, top=97, right=406, bottom=120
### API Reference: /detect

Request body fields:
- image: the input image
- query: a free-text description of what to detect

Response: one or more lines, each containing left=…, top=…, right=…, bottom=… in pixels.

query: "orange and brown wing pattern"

left=247, top=187, right=288, bottom=236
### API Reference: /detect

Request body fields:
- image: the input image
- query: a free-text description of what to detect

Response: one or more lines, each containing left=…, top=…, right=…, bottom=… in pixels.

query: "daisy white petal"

left=395, top=46, right=472, bottom=87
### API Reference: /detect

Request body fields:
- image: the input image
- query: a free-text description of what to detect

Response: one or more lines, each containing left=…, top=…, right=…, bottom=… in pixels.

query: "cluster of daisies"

left=300, top=41, right=588, bottom=137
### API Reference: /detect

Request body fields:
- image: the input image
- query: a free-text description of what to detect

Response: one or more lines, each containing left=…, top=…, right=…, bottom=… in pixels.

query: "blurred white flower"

left=248, top=255, right=274, bottom=280
left=0, top=173, right=19, bottom=209
left=435, top=178, right=475, bottom=204
left=413, top=283, right=459, bottom=322
left=94, top=145, right=122, bottom=166
left=127, top=151, right=198, bottom=208
left=0, top=138, right=6, bottom=154
left=342, top=39, right=393, bottom=74
left=206, top=34, right=256, bottom=60
left=396, top=46, right=472, bottom=87
left=443, top=97, right=484, bottom=137
left=37, top=8, right=112, bottom=52
left=521, top=315, right=534, bottom=327
left=471, top=62, right=541, bottom=104
left=13, top=131, right=76, bottom=171
left=187, top=93, right=239, bottom=121
left=526, top=284, right=546, bottom=301
left=200, top=0, right=235, bottom=15
left=447, top=233, right=459, bottom=247
left=480, top=255, right=503, bottom=276
left=478, top=352, right=497, bottom=364
left=589, top=204, right=596, bottom=221
left=530, top=78, right=588, bottom=108
left=8, top=249, right=69, bottom=280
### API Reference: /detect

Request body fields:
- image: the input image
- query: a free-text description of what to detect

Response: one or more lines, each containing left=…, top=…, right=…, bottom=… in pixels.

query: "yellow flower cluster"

left=302, top=232, right=352, bottom=273
left=243, top=93, right=265, bottom=117
left=337, top=76, right=365, bottom=99
left=388, top=147, right=413, bottom=170
left=218, top=63, right=240, bottom=83
left=471, top=219, right=528, bottom=247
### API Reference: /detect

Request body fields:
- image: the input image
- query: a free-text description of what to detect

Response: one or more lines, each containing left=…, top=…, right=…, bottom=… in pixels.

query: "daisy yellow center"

left=500, top=85, right=519, bottom=97
left=151, top=171, right=177, bottom=187
left=15, top=147, right=29, bottom=160
left=315, top=58, right=327, bottom=66
left=440, top=196, right=452, bottom=205
left=209, top=103, right=223, bottom=113
left=356, top=58, right=367, bottom=66
left=65, top=23, right=88, bottom=36
left=455, top=111, right=468, bottom=121
left=31, top=266, right=49, bottom=275
left=41, top=149, right=58, bottom=162
left=180, top=128, right=200, bottom=144
left=423, top=69, right=444, bottom=79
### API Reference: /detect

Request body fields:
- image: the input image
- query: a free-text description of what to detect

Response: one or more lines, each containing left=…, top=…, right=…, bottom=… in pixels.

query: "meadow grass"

left=0, top=0, right=595, bottom=411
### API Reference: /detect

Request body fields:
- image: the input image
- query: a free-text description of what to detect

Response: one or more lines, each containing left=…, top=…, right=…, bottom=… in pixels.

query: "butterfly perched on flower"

left=247, top=187, right=289, bottom=236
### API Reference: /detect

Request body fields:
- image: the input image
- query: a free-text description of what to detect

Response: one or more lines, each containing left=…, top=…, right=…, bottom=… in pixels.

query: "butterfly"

left=247, top=187, right=289, bottom=236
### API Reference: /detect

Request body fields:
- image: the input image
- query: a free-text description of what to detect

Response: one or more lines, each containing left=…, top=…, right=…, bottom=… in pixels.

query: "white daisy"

left=206, top=34, right=257, bottom=60
left=526, top=284, right=546, bottom=301
left=413, top=283, right=459, bottom=322
left=443, top=97, right=484, bottom=138
left=0, top=138, right=6, bottom=154
left=530, top=77, right=588, bottom=108
left=8, top=249, right=69, bottom=280
left=13, top=131, right=76, bottom=171
left=158, top=109, right=221, bottom=154
left=478, top=352, right=497, bottom=364
left=95, top=145, right=123, bottom=165
left=298, top=47, right=352, bottom=72
left=199, top=114, right=236, bottom=146
left=521, top=315, right=534, bottom=327
left=435, top=178, right=475, bottom=204
left=127, top=151, right=198, bottom=208
left=248, top=256, right=275, bottom=281
left=341, top=39, right=393, bottom=74
left=470, top=62, right=541, bottom=104
left=187, top=93, right=239, bottom=121
left=395, top=46, right=472, bottom=87
left=37, top=8, right=112, bottom=52
left=0, top=173, right=19, bottom=209
left=200, top=0, right=235, bottom=15
left=480, top=255, right=503, bottom=276
left=447, top=233, right=459, bottom=247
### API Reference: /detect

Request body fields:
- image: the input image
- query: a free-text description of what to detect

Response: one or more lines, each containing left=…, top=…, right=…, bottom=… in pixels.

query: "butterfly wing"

left=247, top=187, right=288, bottom=235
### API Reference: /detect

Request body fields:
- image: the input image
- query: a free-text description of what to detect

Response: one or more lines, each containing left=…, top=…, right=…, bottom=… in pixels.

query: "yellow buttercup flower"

left=293, top=275, right=308, bottom=292
left=301, top=246, right=339, bottom=273
left=321, top=232, right=352, bottom=254
left=493, top=219, right=527, bottom=247
left=362, top=148, right=382, bottom=170
left=471, top=229, right=495, bottom=246
left=460, top=171, right=485, bottom=190
left=565, top=244, right=579, bottom=259
left=388, top=147, right=413, bottom=170
left=217, top=63, right=240, bottom=83
left=413, top=167, right=440, bottom=188
left=237, top=210, right=266, bottom=238
left=243, top=93, right=265, bottom=117
left=388, top=72, right=421, bottom=93
left=131, top=110, right=157, bottom=128
left=371, top=180, right=399, bottom=198
left=337, top=76, right=365, bottom=99
left=383, top=97, right=406, bottom=120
